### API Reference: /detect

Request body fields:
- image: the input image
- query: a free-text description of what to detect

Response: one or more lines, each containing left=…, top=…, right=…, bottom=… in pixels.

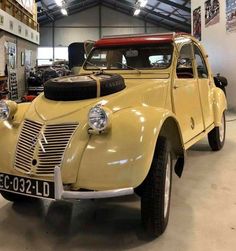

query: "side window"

left=194, top=45, right=209, bottom=79
left=176, top=44, right=194, bottom=79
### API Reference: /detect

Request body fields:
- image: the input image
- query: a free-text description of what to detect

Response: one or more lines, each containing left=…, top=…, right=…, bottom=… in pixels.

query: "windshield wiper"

left=85, top=61, right=104, bottom=73
left=115, top=62, right=141, bottom=74
left=86, top=61, right=141, bottom=75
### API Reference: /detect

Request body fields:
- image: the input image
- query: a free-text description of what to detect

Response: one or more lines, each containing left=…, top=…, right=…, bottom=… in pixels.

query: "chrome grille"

left=37, top=124, right=78, bottom=175
left=15, top=120, right=42, bottom=173
left=14, top=120, right=78, bottom=176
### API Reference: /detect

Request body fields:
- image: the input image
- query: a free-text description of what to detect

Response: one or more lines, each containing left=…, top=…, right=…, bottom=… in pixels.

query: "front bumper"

left=54, top=166, right=134, bottom=200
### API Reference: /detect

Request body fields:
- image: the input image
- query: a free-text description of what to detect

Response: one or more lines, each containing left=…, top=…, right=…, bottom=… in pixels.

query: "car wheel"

left=141, top=136, right=172, bottom=238
left=0, top=191, right=37, bottom=203
left=208, top=112, right=226, bottom=151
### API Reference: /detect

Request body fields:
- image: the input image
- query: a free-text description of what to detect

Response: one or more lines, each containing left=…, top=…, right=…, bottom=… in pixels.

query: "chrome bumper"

left=54, top=166, right=134, bottom=200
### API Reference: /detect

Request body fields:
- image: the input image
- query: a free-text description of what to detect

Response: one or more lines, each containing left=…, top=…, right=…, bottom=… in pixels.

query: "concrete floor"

left=0, top=115, right=236, bottom=251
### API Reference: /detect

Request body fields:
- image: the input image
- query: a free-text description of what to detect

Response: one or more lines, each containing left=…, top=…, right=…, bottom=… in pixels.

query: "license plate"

left=0, top=173, right=54, bottom=199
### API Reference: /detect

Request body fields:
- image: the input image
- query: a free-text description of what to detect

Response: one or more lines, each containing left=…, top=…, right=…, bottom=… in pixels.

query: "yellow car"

left=0, top=33, right=227, bottom=238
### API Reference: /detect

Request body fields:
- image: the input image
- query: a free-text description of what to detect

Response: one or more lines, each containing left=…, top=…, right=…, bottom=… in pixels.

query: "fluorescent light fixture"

left=61, top=8, right=68, bottom=15
left=55, top=0, right=63, bottom=7
left=134, top=9, right=141, bottom=16
left=139, top=0, right=148, bottom=8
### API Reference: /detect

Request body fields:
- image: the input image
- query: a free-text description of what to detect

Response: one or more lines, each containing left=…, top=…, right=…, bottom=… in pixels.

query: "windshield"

left=84, top=43, right=173, bottom=71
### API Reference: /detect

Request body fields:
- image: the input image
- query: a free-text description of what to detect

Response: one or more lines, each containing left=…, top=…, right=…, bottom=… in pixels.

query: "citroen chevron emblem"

left=29, top=135, right=37, bottom=151
left=38, top=131, right=48, bottom=153
left=29, top=129, right=48, bottom=153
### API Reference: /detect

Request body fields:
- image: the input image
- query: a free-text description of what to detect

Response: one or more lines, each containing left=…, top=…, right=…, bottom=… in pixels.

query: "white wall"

left=0, top=31, right=37, bottom=96
left=192, top=0, right=236, bottom=110
left=0, top=9, right=39, bottom=45
left=40, top=6, right=170, bottom=47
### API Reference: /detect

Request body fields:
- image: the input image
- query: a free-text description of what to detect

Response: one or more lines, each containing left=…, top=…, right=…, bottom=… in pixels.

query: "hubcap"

left=164, top=153, right=171, bottom=219
left=219, top=115, right=225, bottom=143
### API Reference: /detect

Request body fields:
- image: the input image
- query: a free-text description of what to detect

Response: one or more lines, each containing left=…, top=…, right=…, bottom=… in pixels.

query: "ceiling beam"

left=39, top=0, right=100, bottom=25
left=157, top=0, right=190, bottom=13
left=115, top=0, right=190, bottom=30
left=37, top=0, right=190, bottom=32
left=39, top=0, right=54, bottom=21
left=102, top=1, right=180, bottom=32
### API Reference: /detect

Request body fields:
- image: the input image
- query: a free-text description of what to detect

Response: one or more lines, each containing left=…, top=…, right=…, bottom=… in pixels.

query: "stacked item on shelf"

left=9, top=71, right=18, bottom=100
left=22, top=61, right=71, bottom=102
left=0, top=76, right=9, bottom=100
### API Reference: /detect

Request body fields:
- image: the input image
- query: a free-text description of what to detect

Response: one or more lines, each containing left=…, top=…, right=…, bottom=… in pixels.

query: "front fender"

left=13, top=103, right=31, bottom=123
left=213, top=87, right=227, bottom=126
left=0, top=103, right=30, bottom=173
left=75, top=106, right=182, bottom=190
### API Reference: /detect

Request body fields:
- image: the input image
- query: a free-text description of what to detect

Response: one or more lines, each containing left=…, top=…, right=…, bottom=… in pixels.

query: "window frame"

left=193, top=43, right=209, bottom=79
left=83, top=44, right=174, bottom=71
left=176, top=42, right=196, bottom=79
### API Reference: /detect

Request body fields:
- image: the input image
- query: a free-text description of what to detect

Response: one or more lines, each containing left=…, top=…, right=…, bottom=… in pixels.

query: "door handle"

left=173, top=85, right=181, bottom=89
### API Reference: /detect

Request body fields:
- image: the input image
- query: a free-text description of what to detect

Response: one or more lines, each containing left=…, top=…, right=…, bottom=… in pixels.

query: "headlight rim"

left=0, top=100, right=10, bottom=121
left=88, top=105, right=111, bottom=132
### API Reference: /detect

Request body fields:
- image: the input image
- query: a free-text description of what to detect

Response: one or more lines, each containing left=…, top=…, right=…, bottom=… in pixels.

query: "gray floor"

left=0, top=115, right=236, bottom=251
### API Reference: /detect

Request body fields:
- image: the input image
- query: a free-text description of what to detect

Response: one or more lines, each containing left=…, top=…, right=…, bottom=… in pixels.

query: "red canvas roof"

left=94, top=33, right=175, bottom=47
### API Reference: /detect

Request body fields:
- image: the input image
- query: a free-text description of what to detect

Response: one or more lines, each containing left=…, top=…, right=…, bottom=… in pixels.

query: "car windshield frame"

left=83, top=43, right=174, bottom=71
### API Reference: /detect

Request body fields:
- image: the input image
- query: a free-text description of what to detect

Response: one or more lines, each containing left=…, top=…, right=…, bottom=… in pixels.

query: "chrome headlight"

left=88, top=105, right=111, bottom=132
left=0, top=100, right=10, bottom=121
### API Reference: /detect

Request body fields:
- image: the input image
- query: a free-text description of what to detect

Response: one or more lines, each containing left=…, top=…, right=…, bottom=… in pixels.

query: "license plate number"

left=0, top=173, right=54, bottom=199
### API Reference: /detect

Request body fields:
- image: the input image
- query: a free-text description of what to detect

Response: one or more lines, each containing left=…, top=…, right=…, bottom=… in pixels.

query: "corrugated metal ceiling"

left=36, top=0, right=191, bottom=32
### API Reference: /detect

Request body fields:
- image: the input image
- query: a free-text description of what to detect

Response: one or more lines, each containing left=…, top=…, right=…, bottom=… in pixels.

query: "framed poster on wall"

left=205, top=0, right=220, bottom=27
left=25, top=49, right=32, bottom=67
left=226, top=0, right=236, bottom=32
left=193, top=7, right=202, bottom=41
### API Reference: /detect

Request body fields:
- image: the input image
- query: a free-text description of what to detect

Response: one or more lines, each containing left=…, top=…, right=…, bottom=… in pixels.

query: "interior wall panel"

left=191, top=0, right=236, bottom=110
left=39, top=6, right=170, bottom=47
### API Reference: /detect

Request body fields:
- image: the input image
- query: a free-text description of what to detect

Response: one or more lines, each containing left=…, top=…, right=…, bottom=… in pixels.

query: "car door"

left=193, top=44, right=214, bottom=129
left=173, top=43, right=204, bottom=144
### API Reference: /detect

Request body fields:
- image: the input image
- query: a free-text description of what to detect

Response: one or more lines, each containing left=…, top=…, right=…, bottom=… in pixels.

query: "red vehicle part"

left=94, top=33, right=188, bottom=48
left=21, top=95, right=37, bottom=102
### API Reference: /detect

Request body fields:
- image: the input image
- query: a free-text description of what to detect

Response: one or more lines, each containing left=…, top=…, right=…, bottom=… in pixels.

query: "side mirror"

left=215, top=74, right=228, bottom=87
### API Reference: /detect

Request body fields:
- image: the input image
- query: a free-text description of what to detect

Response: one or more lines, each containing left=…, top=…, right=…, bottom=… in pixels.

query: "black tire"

left=44, top=73, right=125, bottom=101
left=0, top=191, right=37, bottom=203
left=141, top=136, right=173, bottom=238
left=208, top=112, right=226, bottom=151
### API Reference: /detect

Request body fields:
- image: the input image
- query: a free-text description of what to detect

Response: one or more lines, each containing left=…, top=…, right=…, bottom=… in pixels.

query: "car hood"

left=32, top=94, right=99, bottom=121
left=26, top=77, right=169, bottom=122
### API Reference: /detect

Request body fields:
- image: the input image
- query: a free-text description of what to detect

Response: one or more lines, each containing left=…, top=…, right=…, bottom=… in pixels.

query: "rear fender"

left=213, top=88, right=227, bottom=126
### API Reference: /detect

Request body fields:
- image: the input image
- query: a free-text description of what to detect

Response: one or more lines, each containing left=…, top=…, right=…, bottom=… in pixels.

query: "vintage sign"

left=193, top=6, right=202, bottom=41
left=205, top=0, right=220, bottom=27
left=226, top=0, right=236, bottom=32
left=16, top=0, right=34, bottom=14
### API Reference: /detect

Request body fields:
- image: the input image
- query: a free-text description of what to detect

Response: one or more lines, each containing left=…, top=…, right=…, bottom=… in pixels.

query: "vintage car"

left=0, top=33, right=227, bottom=238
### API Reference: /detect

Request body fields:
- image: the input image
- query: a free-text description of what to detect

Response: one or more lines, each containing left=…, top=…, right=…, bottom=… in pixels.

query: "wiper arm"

left=116, top=62, right=141, bottom=74
left=85, top=61, right=104, bottom=72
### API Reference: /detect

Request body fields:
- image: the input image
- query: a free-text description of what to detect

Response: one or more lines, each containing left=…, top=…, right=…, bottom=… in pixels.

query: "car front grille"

left=15, top=120, right=42, bottom=173
left=14, top=119, right=78, bottom=176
